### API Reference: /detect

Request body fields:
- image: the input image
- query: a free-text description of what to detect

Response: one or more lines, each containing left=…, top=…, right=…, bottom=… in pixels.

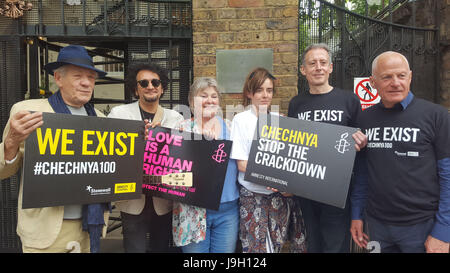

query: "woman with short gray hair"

left=172, top=77, right=240, bottom=253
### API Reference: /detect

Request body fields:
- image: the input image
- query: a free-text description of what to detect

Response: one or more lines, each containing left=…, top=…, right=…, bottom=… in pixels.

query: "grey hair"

left=188, top=77, right=222, bottom=111
left=53, top=65, right=68, bottom=76
left=301, top=43, right=333, bottom=65
left=53, top=64, right=99, bottom=79
left=371, top=51, right=410, bottom=75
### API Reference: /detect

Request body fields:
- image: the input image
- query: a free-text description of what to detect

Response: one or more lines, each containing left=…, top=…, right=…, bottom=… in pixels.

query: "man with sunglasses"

left=108, top=63, right=184, bottom=253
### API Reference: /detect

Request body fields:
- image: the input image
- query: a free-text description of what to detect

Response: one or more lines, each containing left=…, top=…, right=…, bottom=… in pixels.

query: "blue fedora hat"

left=44, top=45, right=107, bottom=78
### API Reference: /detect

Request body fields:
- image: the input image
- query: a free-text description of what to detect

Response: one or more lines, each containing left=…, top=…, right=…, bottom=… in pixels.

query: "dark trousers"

left=298, top=197, right=350, bottom=253
left=366, top=215, right=435, bottom=253
left=120, top=195, right=180, bottom=253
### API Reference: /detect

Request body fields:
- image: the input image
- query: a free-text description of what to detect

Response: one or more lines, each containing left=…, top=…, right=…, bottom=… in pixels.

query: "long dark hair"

left=125, top=62, right=169, bottom=99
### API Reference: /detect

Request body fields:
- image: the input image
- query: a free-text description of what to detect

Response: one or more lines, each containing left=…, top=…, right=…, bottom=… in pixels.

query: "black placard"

left=22, top=112, right=145, bottom=209
left=244, top=114, right=357, bottom=208
left=142, top=127, right=232, bottom=211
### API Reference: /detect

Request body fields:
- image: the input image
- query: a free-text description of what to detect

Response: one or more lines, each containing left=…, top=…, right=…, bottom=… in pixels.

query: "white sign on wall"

left=354, top=77, right=380, bottom=110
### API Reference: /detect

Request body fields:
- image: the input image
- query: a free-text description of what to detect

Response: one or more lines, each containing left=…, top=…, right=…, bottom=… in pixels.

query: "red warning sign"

left=354, top=77, right=380, bottom=110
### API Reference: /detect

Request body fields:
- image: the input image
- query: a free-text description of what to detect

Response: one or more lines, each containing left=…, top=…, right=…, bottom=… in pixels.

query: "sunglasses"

left=137, top=79, right=162, bottom=88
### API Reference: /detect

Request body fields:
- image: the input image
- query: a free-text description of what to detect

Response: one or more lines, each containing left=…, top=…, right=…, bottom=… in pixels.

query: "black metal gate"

left=0, top=0, right=192, bottom=252
left=298, top=0, right=439, bottom=103
left=0, top=36, right=25, bottom=253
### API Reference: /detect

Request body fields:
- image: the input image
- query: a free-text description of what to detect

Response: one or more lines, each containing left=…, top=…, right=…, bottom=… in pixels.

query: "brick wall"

left=192, top=0, right=299, bottom=114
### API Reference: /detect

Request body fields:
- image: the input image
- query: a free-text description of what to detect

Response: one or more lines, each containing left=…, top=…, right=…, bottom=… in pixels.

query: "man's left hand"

left=352, top=130, right=368, bottom=151
left=144, top=119, right=161, bottom=140
left=425, top=235, right=450, bottom=253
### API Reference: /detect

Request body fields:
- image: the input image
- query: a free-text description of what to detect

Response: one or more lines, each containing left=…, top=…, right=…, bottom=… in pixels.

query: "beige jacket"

left=108, top=101, right=184, bottom=215
left=0, top=99, right=109, bottom=249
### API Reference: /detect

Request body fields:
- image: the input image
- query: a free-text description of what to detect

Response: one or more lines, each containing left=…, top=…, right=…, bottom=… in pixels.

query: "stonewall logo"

left=86, top=185, right=111, bottom=196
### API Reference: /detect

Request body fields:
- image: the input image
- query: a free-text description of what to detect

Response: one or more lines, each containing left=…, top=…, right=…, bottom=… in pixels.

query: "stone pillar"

left=192, top=0, right=299, bottom=114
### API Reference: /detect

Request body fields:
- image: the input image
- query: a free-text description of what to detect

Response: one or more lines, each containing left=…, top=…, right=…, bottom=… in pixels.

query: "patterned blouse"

left=172, top=117, right=233, bottom=247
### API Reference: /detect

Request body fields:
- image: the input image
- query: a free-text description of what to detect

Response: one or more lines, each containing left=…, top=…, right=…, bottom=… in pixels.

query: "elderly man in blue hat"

left=0, top=45, right=110, bottom=253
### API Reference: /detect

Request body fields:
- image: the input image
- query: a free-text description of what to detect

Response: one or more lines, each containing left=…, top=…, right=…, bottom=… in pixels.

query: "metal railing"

left=298, top=0, right=439, bottom=103
left=6, top=0, right=192, bottom=38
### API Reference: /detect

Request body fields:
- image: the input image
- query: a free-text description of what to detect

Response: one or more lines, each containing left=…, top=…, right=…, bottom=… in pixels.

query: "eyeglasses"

left=137, top=79, right=162, bottom=88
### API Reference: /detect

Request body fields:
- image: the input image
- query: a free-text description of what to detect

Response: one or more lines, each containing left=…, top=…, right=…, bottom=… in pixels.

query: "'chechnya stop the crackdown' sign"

left=244, top=114, right=357, bottom=208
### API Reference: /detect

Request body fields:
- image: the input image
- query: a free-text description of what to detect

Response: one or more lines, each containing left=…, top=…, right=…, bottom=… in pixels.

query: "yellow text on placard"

left=260, top=125, right=318, bottom=148
left=82, top=131, right=138, bottom=156
left=36, top=128, right=75, bottom=155
left=35, top=128, right=138, bottom=156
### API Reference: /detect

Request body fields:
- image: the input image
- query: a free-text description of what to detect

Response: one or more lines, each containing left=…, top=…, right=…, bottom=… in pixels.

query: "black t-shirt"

left=288, top=88, right=362, bottom=206
left=139, top=106, right=155, bottom=122
left=288, top=87, right=362, bottom=127
left=357, top=97, right=450, bottom=225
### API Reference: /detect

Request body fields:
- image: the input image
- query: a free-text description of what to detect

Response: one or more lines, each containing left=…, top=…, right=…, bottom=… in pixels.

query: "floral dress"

left=172, top=118, right=232, bottom=247
left=239, top=187, right=306, bottom=253
left=172, top=200, right=207, bottom=246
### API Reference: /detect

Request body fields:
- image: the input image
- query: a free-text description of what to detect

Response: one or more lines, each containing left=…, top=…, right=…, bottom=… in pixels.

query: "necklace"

left=139, top=105, right=155, bottom=122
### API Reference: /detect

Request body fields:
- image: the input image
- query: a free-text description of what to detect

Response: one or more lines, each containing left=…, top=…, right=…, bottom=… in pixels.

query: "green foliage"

left=298, top=0, right=385, bottom=57
left=298, top=22, right=311, bottom=55
left=335, top=0, right=384, bottom=17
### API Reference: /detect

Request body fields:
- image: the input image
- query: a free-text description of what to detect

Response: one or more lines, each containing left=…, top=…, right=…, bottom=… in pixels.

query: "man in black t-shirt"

left=350, top=51, right=450, bottom=253
left=288, top=43, right=366, bottom=253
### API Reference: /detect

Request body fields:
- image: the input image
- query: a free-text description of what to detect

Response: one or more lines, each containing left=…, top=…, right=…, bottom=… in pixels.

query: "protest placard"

left=22, top=113, right=145, bottom=209
left=142, top=127, right=232, bottom=211
left=244, top=114, right=357, bottom=208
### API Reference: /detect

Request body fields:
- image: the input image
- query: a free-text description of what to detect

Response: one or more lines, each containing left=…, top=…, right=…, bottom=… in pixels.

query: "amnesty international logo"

left=335, top=132, right=350, bottom=154
left=114, top=183, right=136, bottom=194
left=212, top=143, right=227, bottom=163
